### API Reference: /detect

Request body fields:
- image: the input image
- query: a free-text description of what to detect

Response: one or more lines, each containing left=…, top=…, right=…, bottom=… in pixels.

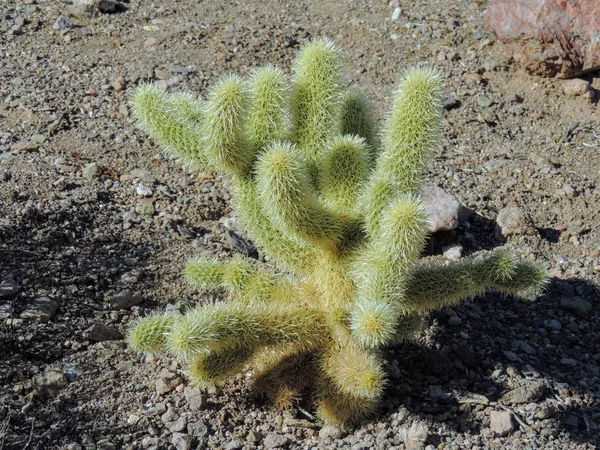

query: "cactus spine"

left=128, top=39, right=546, bottom=425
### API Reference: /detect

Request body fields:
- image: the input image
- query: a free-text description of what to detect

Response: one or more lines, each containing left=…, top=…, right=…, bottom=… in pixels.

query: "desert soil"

left=0, top=0, right=599, bottom=449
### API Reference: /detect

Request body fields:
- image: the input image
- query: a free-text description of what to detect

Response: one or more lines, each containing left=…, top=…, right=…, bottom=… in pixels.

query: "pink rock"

left=485, top=0, right=600, bottom=77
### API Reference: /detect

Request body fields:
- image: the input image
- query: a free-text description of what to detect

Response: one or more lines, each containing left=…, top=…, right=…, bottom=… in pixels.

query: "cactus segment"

left=361, top=68, right=442, bottom=234
left=320, top=135, right=370, bottom=213
left=126, top=312, right=177, bottom=353
left=291, top=39, right=341, bottom=180
left=247, top=65, right=290, bottom=151
left=351, top=195, right=428, bottom=347
left=186, top=344, right=254, bottom=388
left=166, top=302, right=326, bottom=361
left=403, top=253, right=547, bottom=312
left=127, top=39, right=547, bottom=426
left=256, top=142, right=345, bottom=254
left=339, top=90, right=378, bottom=159
left=131, top=84, right=209, bottom=168
left=202, top=75, right=252, bottom=178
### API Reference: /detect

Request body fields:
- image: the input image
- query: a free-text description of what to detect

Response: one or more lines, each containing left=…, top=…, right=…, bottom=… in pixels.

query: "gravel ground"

left=1, top=1, right=599, bottom=449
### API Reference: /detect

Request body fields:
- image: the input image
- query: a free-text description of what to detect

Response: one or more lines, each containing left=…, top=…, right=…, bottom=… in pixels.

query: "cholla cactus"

left=127, top=39, right=546, bottom=425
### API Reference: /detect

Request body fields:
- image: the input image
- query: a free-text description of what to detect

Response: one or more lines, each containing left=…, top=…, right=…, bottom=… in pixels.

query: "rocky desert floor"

left=0, top=0, right=599, bottom=449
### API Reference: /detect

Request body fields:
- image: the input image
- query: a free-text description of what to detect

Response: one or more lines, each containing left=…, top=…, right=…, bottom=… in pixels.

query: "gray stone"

left=442, top=93, right=460, bottom=110
left=490, top=410, right=514, bottom=436
left=405, top=422, right=429, bottom=450
left=224, top=440, right=244, bottom=450
left=561, top=357, right=577, bottom=366
left=187, top=420, right=208, bottom=438
left=34, top=370, right=68, bottom=398
left=130, top=168, right=157, bottom=184
left=544, top=319, right=562, bottom=330
left=421, top=184, right=463, bottom=233
left=448, top=316, right=462, bottom=326
left=161, top=408, right=179, bottom=424
left=84, top=323, right=123, bottom=341
left=560, top=296, right=592, bottom=315
left=0, top=303, right=13, bottom=319
left=83, top=162, right=100, bottom=180
left=495, top=206, right=533, bottom=237
left=20, top=296, right=59, bottom=322
left=263, top=433, right=289, bottom=449
left=477, top=95, right=493, bottom=108
left=184, top=386, right=206, bottom=411
left=155, top=377, right=178, bottom=395
left=319, top=424, right=343, bottom=440
left=225, top=230, right=258, bottom=258
left=503, top=351, right=522, bottom=362
left=246, top=430, right=263, bottom=443
left=145, top=403, right=167, bottom=417
left=563, top=79, right=593, bottom=97
left=123, top=210, right=142, bottom=229
left=518, top=340, right=536, bottom=355
left=442, top=244, right=462, bottom=261
left=110, top=290, right=144, bottom=310
left=499, top=380, right=545, bottom=404
left=53, top=16, right=74, bottom=30
left=167, top=416, right=187, bottom=433
left=136, top=183, right=153, bottom=197
left=171, top=432, right=190, bottom=450
left=0, top=278, right=19, bottom=299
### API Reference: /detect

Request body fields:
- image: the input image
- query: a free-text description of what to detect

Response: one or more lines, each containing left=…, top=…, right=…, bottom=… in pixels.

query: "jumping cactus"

left=127, top=39, right=546, bottom=425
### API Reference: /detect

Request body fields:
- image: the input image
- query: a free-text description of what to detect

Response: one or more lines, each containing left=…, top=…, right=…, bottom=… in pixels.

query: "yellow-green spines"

left=127, top=312, right=176, bottom=353
left=187, top=344, right=254, bottom=388
left=339, top=90, right=377, bottom=158
left=132, top=84, right=208, bottom=168
left=320, top=135, right=369, bottom=213
left=184, top=258, right=226, bottom=289
left=291, top=39, right=341, bottom=176
left=247, top=65, right=290, bottom=151
left=127, top=39, right=547, bottom=426
left=256, top=142, right=344, bottom=254
left=202, top=75, right=251, bottom=178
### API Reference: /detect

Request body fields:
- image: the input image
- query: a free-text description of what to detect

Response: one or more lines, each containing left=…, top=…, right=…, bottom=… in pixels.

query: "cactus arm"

left=247, top=65, right=290, bottom=151
left=339, top=90, right=378, bottom=161
left=255, top=142, right=348, bottom=255
left=186, top=344, right=254, bottom=389
left=131, top=84, right=209, bottom=168
left=234, top=178, right=317, bottom=273
left=319, top=135, right=370, bottom=214
left=202, top=75, right=253, bottom=178
left=350, top=195, right=428, bottom=347
left=127, top=312, right=178, bottom=353
left=321, top=344, right=385, bottom=401
left=291, top=39, right=341, bottom=182
left=361, top=68, right=442, bottom=235
left=166, top=302, right=327, bottom=360
left=402, top=253, right=547, bottom=313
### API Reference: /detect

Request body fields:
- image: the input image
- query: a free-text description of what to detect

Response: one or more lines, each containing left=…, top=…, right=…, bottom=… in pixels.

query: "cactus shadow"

left=426, top=209, right=506, bottom=258
left=382, top=276, right=599, bottom=446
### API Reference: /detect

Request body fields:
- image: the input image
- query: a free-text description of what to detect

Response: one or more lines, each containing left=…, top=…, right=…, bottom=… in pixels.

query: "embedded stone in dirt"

left=499, top=379, right=545, bottom=404
left=495, top=206, right=534, bottom=238
left=84, top=323, right=123, bottom=341
left=34, top=370, right=68, bottom=398
left=485, top=0, right=600, bottom=77
left=0, top=278, right=20, bottom=299
left=20, top=296, right=59, bottom=322
left=490, top=410, right=515, bottom=436
left=560, top=296, right=592, bottom=315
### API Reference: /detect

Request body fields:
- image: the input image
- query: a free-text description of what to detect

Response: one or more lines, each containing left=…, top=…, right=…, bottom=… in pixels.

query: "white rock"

left=490, top=410, right=514, bottom=436
left=421, top=184, right=463, bottom=233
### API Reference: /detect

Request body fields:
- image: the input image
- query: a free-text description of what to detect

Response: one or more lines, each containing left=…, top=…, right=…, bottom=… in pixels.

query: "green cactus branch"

left=127, top=38, right=547, bottom=426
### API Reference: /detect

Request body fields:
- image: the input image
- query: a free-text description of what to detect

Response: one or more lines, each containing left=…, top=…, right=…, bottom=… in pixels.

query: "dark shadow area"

left=0, top=193, right=170, bottom=449
left=382, top=276, right=599, bottom=447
